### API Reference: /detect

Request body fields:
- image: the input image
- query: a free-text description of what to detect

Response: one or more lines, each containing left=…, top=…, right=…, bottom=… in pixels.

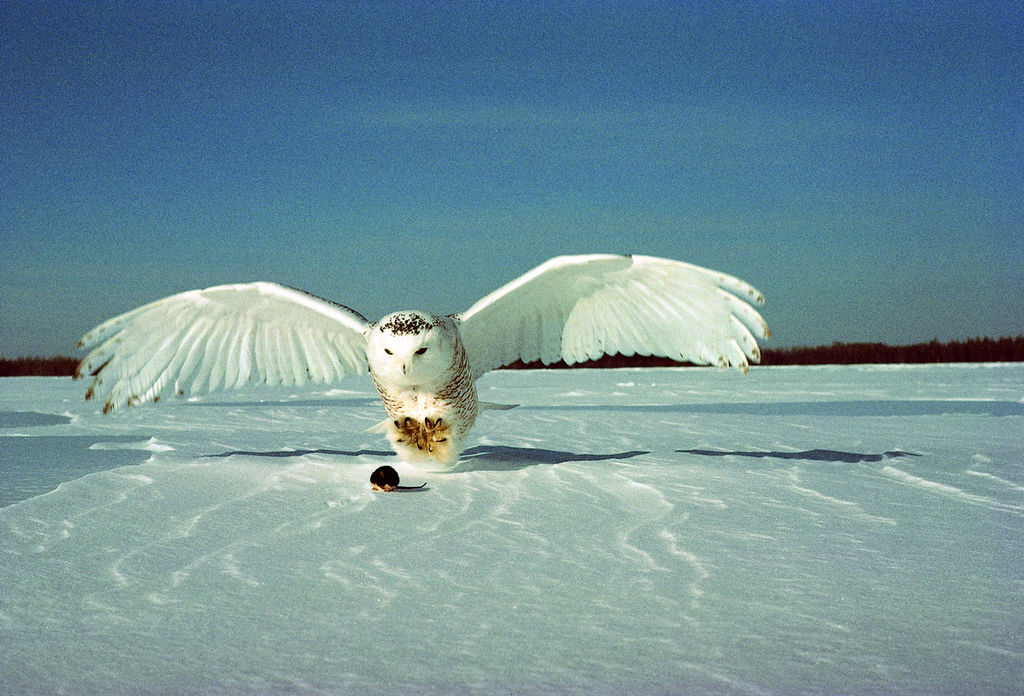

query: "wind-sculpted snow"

left=1, top=365, right=1022, bottom=695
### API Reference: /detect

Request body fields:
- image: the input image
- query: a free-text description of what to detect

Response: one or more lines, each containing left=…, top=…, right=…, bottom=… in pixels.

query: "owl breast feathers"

left=76, top=254, right=770, bottom=464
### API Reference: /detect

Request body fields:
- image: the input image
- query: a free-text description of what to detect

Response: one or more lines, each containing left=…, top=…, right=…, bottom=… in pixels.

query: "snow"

left=2, top=364, right=1023, bottom=695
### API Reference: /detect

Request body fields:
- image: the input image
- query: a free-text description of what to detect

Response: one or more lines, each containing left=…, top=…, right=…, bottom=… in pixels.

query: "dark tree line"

left=2, top=336, right=1022, bottom=376
left=505, top=336, right=1024, bottom=369
left=0, top=356, right=80, bottom=377
left=761, top=336, right=1024, bottom=366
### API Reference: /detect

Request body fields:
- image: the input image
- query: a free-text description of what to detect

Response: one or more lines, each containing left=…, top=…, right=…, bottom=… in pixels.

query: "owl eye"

left=384, top=348, right=393, bottom=355
left=415, top=347, right=428, bottom=355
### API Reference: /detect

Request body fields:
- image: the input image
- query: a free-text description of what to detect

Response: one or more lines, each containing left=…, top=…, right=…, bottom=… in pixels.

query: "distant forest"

left=2, top=336, right=1022, bottom=377
left=759, top=336, right=1024, bottom=366
left=0, top=355, right=80, bottom=377
left=505, top=336, right=1024, bottom=369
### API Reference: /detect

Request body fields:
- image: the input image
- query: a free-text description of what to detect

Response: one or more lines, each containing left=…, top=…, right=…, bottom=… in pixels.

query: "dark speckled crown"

left=379, top=313, right=434, bottom=336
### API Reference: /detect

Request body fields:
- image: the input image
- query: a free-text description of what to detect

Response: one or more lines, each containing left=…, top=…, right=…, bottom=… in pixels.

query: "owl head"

left=365, top=311, right=454, bottom=386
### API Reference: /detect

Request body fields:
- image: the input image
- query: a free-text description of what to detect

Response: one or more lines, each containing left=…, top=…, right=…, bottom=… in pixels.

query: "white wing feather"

left=457, top=254, right=770, bottom=378
left=76, top=282, right=370, bottom=412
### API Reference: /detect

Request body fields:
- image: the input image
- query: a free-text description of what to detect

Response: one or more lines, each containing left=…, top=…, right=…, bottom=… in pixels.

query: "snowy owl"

left=76, top=254, right=769, bottom=465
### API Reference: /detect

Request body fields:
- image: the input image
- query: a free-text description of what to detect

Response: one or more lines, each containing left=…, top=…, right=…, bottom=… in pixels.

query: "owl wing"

left=456, top=254, right=770, bottom=379
left=76, top=282, right=370, bottom=413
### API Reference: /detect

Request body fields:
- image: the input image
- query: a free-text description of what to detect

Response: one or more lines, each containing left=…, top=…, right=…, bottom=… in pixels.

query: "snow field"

left=1, top=364, right=1022, bottom=695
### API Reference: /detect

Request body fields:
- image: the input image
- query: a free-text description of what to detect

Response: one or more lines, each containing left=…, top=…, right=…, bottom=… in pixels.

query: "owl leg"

left=386, top=416, right=458, bottom=464
left=393, top=416, right=441, bottom=453
left=393, top=417, right=423, bottom=448
left=422, top=417, right=451, bottom=454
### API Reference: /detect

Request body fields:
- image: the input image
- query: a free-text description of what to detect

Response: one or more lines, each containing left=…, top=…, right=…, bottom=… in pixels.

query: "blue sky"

left=2, top=1, right=1022, bottom=357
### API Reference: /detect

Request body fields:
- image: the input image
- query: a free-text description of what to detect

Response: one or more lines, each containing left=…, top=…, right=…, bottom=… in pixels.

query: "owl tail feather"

left=365, top=419, right=391, bottom=434
left=479, top=401, right=518, bottom=411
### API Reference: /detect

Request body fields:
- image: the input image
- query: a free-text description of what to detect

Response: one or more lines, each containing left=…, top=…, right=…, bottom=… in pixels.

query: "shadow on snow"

left=203, top=444, right=650, bottom=472
left=0, top=411, right=73, bottom=428
left=203, top=445, right=923, bottom=468
left=678, top=448, right=922, bottom=464
left=0, top=434, right=152, bottom=507
left=205, top=448, right=395, bottom=459
left=453, top=445, right=650, bottom=472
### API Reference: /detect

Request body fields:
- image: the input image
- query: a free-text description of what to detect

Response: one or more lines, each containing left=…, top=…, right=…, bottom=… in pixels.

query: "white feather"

left=458, top=254, right=769, bottom=377
left=77, top=283, right=369, bottom=413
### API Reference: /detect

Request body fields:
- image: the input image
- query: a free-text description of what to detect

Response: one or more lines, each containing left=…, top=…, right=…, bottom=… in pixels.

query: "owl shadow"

left=450, top=445, right=649, bottom=472
left=677, top=448, right=921, bottom=464
left=205, top=448, right=394, bottom=459
left=201, top=445, right=649, bottom=473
